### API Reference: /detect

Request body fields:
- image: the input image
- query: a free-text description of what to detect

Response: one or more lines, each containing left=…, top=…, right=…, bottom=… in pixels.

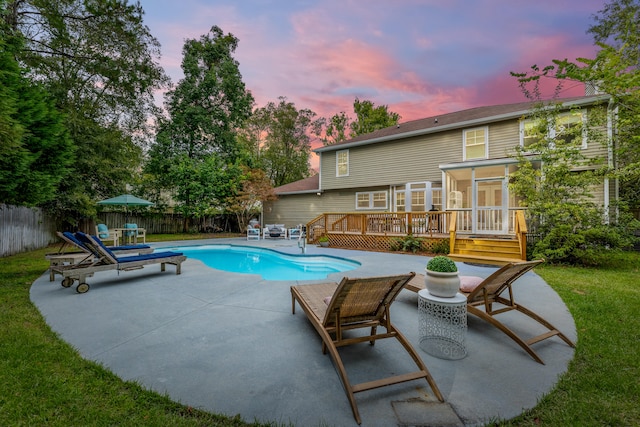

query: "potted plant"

left=424, top=255, right=460, bottom=298
left=318, top=235, right=329, bottom=247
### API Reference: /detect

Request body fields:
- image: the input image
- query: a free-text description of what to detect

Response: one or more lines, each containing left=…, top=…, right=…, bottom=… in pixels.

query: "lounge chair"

left=54, top=232, right=185, bottom=294
left=48, top=231, right=154, bottom=282
left=95, top=223, right=120, bottom=246
left=291, top=273, right=443, bottom=424
left=246, top=224, right=261, bottom=240
left=405, top=260, right=575, bottom=364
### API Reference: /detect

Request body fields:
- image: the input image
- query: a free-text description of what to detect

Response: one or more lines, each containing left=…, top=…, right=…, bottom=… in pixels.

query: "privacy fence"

left=0, top=204, right=239, bottom=257
left=0, top=204, right=59, bottom=257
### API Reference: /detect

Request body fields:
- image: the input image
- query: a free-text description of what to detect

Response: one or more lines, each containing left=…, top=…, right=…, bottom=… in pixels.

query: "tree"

left=259, top=97, right=314, bottom=187
left=225, top=167, right=276, bottom=230
left=0, top=17, right=73, bottom=207
left=3, top=0, right=168, bottom=222
left=349, top=98, right=401, bottom=136
left=315, top=98, right=401, bottom=145
left=145, top=26, right=254, bottom=231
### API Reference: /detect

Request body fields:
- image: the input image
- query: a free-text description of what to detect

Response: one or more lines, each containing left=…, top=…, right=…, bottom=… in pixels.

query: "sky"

left=137, top=0, right=607, bottom=170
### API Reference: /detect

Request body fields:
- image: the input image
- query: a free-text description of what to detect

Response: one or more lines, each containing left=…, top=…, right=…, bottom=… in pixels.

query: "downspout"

left=604, top=99, right=616, bottom=224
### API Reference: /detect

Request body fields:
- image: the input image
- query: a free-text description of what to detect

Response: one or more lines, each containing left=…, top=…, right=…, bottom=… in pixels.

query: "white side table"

left=418, top=289, right=467, bottom=360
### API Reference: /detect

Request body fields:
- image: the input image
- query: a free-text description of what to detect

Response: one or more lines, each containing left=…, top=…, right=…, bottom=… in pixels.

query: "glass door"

left=474, top=178, right=507, bottom=234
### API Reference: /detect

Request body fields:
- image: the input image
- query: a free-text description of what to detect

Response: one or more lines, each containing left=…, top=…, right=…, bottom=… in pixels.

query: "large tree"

left=145, top=26, right=254, bottom=231
left=509, top=0, right=640, bottom=264
left=259, top=97, right=315, bottom=187
left=317, top=98, right=401, bottom=145
left=0, top=13, right=73, bottom=207
left=3, top=0, right=167, bottom=222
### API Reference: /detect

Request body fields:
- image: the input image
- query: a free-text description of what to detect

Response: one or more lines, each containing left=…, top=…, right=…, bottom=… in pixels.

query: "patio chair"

left=291, top=273, right=443, bottom=424
left=54, top=232, right=185, bottom=294
left=48, top=231, right=155, bottom=282
left=123, top=223, right=146, bottom=244
left=96, top=223, right=120, bottom=246
left=246, top=224, right=261, bottom=240
left=405, top=260, right=575, bottom=364
left=263, top=224, right=287, bottom=239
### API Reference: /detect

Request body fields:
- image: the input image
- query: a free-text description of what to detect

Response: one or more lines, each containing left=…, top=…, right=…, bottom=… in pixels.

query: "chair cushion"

left=97, top=224, right=109, bottom=239
left=460, top=275, right=484, bottom=292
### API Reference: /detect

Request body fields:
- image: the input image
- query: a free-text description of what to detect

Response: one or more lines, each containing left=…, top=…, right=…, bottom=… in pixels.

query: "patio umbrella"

left=97, top=194, right=154, bottom=224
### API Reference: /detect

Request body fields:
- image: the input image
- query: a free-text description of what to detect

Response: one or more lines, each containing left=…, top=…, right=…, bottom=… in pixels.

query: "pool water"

left=165, top=244, right=360, bottom=280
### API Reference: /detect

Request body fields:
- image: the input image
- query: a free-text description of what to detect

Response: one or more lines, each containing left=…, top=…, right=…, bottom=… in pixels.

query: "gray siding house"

left=263, top=94, right=615, bottom=239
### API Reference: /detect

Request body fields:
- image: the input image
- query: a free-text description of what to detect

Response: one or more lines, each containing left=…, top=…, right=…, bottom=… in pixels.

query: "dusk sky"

left=137, top=0, right=606, bottom=127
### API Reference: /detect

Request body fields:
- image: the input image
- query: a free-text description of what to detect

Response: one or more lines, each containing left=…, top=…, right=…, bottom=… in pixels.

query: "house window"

left=356, top=191, right=387, bottom=209
left=411, top=191, right=425, bottom=212
left=395, top=191, right=405, bottom=212
left=336, top=150, right=349, bottom=177
left=463, top=127, right=488, bottom=160
left=431, top=189, right=442, bottom=210
left=520, top=111, right=587, bottom=149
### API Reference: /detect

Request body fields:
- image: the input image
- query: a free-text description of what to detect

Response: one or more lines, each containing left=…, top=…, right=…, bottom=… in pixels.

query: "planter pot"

left=424, top=269, right=460, bottom=298
left=319, top=241, right=329, bottom=247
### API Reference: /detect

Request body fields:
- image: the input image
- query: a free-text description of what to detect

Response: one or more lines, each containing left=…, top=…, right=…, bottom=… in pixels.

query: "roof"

left=314, top=95, right=610, bottom=153
left=273, top=174, right=319, bottom=195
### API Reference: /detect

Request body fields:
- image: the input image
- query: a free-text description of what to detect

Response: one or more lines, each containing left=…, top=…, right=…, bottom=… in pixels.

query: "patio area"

left=30, top=238, right=576, bottom=426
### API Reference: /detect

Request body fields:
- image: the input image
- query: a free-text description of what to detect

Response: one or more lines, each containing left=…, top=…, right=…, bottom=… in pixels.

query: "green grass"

left=1, top=235, right=639, bottom=426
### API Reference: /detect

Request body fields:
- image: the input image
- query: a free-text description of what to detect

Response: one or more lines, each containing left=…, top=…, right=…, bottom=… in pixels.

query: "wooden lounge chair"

left=53, top=232, right=186, bottom=294
left=291, top=273, right=443, bottom=424
left=47, top=231, right=154, bottom=282
left=405, top=260, right=575, bottom=364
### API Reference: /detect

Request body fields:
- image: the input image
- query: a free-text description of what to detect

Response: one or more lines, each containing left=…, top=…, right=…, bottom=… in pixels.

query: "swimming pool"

left=164, top=244, right=360, bottom=280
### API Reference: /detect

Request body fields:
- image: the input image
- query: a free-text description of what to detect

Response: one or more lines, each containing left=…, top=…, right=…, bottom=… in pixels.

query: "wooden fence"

left=0, top=204, right=59, bottom=257
left=0, top=205, right=240, bottom=258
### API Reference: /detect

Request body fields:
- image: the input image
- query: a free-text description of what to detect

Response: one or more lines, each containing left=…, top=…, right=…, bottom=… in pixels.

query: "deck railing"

left=306, top=211, right=452, bottom=243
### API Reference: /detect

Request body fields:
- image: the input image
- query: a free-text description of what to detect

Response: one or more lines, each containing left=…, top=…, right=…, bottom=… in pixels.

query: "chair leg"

left=515, top=304, right=576, bottom=348
left=467, top=305, right=546, bottom=364
left=392, top=325, right=444, bottom=402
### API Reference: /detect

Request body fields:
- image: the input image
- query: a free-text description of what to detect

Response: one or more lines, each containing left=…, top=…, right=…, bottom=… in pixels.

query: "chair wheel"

left=76, top=283, right=90, bottom=294
left=61, top=277, right=74, bottom=288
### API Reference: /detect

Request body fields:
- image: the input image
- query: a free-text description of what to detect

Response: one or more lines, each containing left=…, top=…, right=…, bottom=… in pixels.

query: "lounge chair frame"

left=291, top=273, right=443, bottom=424
left=53, top=232, right=185, bottom=294
left=405, top=260, right=575, bottom=364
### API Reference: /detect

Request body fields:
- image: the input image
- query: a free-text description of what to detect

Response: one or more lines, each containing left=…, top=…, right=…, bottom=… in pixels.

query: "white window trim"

left=463, top=126, right=488, bottom=161
left=519, top=111, right=587, bottom=150
left=336, top=149, right=349, bottom=177
left=355, top=191, right=388, bottom=210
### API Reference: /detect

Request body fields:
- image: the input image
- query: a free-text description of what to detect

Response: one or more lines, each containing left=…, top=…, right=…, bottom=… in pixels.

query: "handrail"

left=448, top=211, right=457, bottom=254
left=305, top=211, right=452, bottom=244
left=514, top=210, right=527, bottom=260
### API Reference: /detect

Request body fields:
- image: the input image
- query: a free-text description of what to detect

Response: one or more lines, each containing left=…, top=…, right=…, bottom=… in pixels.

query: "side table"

left=418, top=289, right=467, bottom=360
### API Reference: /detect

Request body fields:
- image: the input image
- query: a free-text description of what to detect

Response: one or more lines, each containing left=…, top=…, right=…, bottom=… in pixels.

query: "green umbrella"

left=97, top=194, right=154, bottom=224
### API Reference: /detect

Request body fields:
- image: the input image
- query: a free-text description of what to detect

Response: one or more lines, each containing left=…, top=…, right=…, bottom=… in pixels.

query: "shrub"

left=390, top=234, right=423, bottom=253
left=426, top=255, right=458, bottom=272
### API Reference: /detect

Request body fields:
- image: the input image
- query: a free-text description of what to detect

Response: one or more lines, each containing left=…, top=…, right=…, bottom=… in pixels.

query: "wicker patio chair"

left=405, top=259, right=575, bottom=364
left=291, top=273, right=443, bottom=424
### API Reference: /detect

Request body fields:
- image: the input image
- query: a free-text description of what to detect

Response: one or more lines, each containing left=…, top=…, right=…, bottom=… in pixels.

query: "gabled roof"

left=314, top=95, right=610, bottom=153
left=273, top=174, right=319, bottom=195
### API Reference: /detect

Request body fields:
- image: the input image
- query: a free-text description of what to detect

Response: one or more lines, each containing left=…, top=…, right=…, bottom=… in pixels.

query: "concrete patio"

left=31, top=238, right=576, bottom=426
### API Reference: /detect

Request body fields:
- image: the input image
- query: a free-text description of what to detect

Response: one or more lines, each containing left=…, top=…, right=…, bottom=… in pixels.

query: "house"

left=263, top=94, right=615, bottom=262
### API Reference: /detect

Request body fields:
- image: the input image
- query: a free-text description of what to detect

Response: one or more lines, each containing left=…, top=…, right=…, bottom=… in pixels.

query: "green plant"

left=430, top=238, right=450, bottom=255
left=390, top=234, right=423, bottom=253
left=426, top=255, right=458, bottom=272
left=318, top=235, right=329, bottom=242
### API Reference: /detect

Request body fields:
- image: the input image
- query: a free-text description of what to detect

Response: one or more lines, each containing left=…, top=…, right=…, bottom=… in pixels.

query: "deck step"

left=451, top=236, right=524, bottom=265
left=448, top=253, right=523, bottom=266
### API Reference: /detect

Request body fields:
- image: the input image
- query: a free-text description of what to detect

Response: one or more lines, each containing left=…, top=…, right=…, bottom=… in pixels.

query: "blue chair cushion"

left=97, top=224, right=109, bottom=239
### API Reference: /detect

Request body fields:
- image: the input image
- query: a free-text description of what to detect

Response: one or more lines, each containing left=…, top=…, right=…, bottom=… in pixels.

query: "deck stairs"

left=449, top=235, right=525, bottom=266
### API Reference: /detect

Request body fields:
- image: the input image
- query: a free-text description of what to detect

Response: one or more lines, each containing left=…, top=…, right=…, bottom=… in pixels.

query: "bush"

left=390, top=234, right=423, bottom=253
left=431, top=238, right=450, bottom=255
left=426, top=255, right=458, bottom=272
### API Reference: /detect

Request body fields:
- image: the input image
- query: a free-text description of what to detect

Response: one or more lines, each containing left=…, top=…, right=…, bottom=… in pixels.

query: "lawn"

left=1, top=235, right=638, bottom=426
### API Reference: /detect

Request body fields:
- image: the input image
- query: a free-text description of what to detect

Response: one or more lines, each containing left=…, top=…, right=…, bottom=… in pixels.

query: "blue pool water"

left=164, top=244, right=360, bottom=280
